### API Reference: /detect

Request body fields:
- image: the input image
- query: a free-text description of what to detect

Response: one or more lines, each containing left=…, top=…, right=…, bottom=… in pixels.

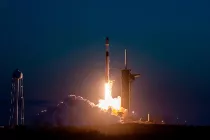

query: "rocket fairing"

left=105, top=37, right=110, bottom=83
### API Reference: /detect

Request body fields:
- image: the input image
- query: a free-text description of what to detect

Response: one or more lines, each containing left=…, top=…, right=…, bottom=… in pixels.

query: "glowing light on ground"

left=97, top=81, right=126, bottom=116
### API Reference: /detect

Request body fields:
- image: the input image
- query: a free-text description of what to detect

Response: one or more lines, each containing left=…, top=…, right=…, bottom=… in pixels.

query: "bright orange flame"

left=97, top=81, right=125, bottom=116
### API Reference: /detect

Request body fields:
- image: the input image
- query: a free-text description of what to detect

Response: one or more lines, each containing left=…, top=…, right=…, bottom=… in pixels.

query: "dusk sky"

left=0, top=0, right=210, bottom=125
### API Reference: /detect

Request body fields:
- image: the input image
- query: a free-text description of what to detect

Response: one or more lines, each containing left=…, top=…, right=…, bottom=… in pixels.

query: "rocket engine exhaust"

left=105, top=37, right=110, bottom=83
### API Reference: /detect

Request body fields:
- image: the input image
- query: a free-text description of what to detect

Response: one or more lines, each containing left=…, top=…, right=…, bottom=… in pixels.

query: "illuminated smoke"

left=34, top=78, right=129, bottom=126
left=34, top=94, right=121, bottom=126
left=67, top=94, right=96, bottom=107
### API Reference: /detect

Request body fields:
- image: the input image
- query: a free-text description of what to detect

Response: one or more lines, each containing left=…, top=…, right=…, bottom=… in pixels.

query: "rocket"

left=105, top=37, right=110, bottom=83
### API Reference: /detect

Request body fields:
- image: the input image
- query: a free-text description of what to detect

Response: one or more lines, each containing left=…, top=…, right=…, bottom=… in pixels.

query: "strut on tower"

left=9, top=69, right=24, bottom=127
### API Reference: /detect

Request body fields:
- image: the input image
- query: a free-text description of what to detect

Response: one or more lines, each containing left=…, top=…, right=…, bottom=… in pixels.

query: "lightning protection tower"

left=9, top=69, right=24, bottom=127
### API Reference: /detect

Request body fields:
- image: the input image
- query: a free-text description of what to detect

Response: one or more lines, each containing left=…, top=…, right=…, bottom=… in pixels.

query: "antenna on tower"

left=125, top=49, right=127, bottom=69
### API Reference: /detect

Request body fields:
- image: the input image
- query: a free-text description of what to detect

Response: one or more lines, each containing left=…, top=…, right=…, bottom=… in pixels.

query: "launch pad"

left=103, top=37, right=161, bottom=124
left=103, top=37, right=140, bottom=120
left=9, top=37, right=154, bottom=126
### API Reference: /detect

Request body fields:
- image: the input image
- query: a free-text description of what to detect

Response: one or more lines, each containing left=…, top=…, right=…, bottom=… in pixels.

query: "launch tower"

left=121, top=49, right=140, bottom=114
left=9, top=69, right=24, bottom=127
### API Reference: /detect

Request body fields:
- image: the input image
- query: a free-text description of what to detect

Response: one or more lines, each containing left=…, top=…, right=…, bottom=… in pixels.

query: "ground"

left=0, top=124, right=209, bottom=139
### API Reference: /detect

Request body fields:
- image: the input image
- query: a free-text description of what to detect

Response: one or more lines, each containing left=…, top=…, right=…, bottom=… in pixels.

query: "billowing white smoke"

left=34, top=94, right=121, bottom=126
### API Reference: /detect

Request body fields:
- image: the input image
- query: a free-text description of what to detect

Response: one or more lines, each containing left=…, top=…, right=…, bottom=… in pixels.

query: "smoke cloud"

left=34, top=94, right=121, bottom=126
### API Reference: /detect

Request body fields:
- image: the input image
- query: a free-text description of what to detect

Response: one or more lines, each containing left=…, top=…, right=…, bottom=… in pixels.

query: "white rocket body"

left=105, top=37, right=110, bottom=83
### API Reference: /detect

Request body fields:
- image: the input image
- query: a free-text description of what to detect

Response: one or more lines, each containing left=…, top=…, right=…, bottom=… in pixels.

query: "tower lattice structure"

left=9, top=69, right=24, bottom=127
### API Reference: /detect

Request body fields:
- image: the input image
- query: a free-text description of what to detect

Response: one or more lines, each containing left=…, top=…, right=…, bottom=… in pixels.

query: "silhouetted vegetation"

left=0, top=124, right=209, bottom=139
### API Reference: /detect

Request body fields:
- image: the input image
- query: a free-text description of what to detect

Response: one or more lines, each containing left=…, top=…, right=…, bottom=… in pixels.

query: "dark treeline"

left=0, top=124, right=209, bottom=139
